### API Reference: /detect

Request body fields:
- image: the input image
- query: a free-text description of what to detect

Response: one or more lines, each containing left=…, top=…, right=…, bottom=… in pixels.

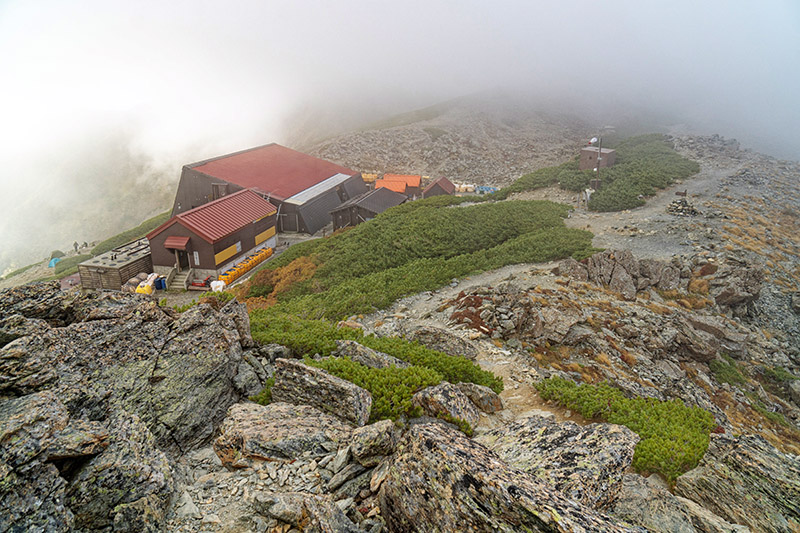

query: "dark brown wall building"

left=148, top=189, right=277, bottom=278
left=171, top=143, right=366, bottom=234
left=422, top=177, right=456, bottom=198
left=579, top=147, right=617, bottom=171
left=330, top=187, right=407, bottom=230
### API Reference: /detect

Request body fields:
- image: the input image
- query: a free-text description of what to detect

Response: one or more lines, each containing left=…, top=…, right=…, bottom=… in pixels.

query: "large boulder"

left=0, top=286, right=265, bottom=455
left=65, top=412, right=174, bottom=531
left=350, top=419, right=399, bottom=467
left=475, top=415, right=638, bottom=510
left=332, top=340, right=410, bottom=369
left=412, top=382, right=480, bottom=427
left=0, top=391, right=172, bottom=532
left=214, top=402, right=354, bottom=466
left=675, top=434, right=800, bottom=532
left=457, top=382, right=503, bottom=413
left=379, top=423, right=641, bottom=532
left=406, top=325, right=479, bottom=360
left=612, top=474, right=748, bottom=533
left=271, top=358, right=372, bottom=426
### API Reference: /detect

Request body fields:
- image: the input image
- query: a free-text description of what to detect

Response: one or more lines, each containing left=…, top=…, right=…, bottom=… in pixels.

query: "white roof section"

left=284, top=173, right=352, bottom=205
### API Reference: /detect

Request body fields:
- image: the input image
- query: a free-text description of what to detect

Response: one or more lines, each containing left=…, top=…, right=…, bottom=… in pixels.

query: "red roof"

left=147, top=189, right=277, bottom=244
left=188, top=144, right=355, bottom=201
left=423, top=176, right=455, bottom=196
left=163, top=236, right=190, bottom=250
left=382, top=174, right=421, bottom=188
left=375, top=179, right=407, bottom=194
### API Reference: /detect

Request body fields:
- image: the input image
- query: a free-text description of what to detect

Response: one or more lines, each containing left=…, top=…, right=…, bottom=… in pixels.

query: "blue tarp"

left=48, top=257, right=61, bottom=268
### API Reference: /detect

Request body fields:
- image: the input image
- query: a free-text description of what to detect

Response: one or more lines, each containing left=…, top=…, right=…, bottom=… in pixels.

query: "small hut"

left=78, top=239, right=153, bottom=290
left=330, top=188, right=407, bottom=230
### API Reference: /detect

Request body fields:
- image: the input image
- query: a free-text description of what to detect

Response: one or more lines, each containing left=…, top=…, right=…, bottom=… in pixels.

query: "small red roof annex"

left=147, top=189, right=277, bottom=244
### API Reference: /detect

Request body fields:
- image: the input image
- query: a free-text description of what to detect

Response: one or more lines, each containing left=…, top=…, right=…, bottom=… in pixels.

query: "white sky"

left=0, top=0, right=798, bottom=269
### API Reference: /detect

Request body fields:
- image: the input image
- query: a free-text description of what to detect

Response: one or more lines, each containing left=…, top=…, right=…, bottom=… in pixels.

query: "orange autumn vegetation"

left=239, top=256, right=319, bottom=310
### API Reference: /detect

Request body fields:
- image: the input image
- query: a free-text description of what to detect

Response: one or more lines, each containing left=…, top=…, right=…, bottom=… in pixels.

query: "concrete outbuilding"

left=579, top=147, right=617, bottom=171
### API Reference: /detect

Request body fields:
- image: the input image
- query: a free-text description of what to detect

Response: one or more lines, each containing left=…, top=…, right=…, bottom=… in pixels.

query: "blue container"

left=155, top=277, right=166, bottom=290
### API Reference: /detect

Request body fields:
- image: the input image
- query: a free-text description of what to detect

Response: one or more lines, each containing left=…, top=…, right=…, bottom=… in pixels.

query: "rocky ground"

left=308, top=98, right=590, bottom=186
left=2, top=127, right=800, bottom=531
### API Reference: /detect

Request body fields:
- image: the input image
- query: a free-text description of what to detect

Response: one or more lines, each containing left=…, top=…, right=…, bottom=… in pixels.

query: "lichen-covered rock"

left=475, top=414, right=638, bottom=510
left=0, top=288, right=265, bottom=454
left=675, top=433, right=800, bottom=532
left=214, top=402, right=353, bottom=466
left=0, top=391, right=172, bottom=533
left=611, top=474, right=749, bottom=533
left=332, top=340, right=410, bottom=369
left=350, top=419, right=399, bottom=467
left=271, top=358, right=372, bottom=426
left=379, top=423, right=642, bottom=532
left=412, top=382, right=480, bottom=427
left=0, top=281, right=80, bottom=326
left=556, top=257, right=589, bottom=282
left=65, top=412, right=174, bottom=531
left=0, top=313, right=51, bottom=348
left=406, top=325, right=478, bottom=360
left=252, top=491, right=362, bottom=533
left=456, top=382, right=503, bottom=413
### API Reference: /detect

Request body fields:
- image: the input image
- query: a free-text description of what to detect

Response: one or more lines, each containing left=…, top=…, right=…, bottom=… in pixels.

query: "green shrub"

left=50, top=250, right=65, bottom=260
left=54, top=254, right=92, bottom=276
left=709, top=354, right=747, bottom=386
left=2, top=263, right=37, bottom=280
left=536, top=376, right=715, bottom=484
left=306, top=356, right=442, bottom=422
left=250, top=376, right=275, bottom=405
left=249, top=307, right=502, bottom=393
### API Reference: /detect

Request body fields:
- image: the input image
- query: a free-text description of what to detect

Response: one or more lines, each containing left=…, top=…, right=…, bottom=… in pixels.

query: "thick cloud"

left=1, top=1, right=798, bottom=270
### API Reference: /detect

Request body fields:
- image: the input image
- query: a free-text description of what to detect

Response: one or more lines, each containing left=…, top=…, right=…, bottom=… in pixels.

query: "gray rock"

left=214, top=402, right=354, bottom=466
left=675, top=433, right=800, bottom=532
left=328, top=463, right=367, bottom=491
left=379, top=423, right=642, bottom=532
left=271, top=358, right=373, bottom=426
left=173, top=490, right=202, bottom=519
left=556, top=257, right=589, bottom=282
left=220, top=298, right=255, bottom=348
left=612, top=474, right=749, bottom=533
left=332, top=340, right=409, bottom=369
left=65, top=411, right=174, bottom=531
left=350, top=420, right=399, bottom=467
left=412, top=382, right=480, bottom=428
left=252, top=491, right=362, bottom=532
left=475, top=414, right=638, bottom=510
left=406, top=325, right=479, bottom=360
left=0, top=289, right=264, bottom=455
left=456, top=382, right=503, bottom=413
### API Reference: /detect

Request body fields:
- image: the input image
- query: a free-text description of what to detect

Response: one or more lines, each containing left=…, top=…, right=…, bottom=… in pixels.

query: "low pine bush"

left=536, top=376, right=715, bottom=484
left=306, top=356, right=442, bottom=422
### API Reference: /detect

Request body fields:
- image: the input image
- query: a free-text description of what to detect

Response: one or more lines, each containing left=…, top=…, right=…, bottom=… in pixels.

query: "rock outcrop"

left=475, top=414, right=639, bottom=510
left=0, top=284, right=265, bottom=454
left=251, top=491, right=362, bottom=533
left=332, top=340, right=410, bottom=369
left=379, top=423, right=640, bottom=532
left=406, top=325, right=479, bottom=360
left=412, top=381, right=481, bottom=427
left=0, top=391, right=173, bottom=532
left=612, top=473, right=748, bottom=533
left=214, top=402, right=354, bottom=466
left=675, top=434, right=800, bottom=532
left=271, top=358, right=373, bottom=426
left=350, top=419, right=399, bottom=467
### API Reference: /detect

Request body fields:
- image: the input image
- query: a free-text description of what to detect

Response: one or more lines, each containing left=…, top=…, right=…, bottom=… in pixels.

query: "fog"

left=1, top=1, right=798, bottom=272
